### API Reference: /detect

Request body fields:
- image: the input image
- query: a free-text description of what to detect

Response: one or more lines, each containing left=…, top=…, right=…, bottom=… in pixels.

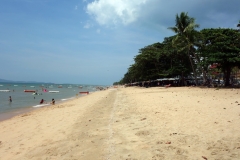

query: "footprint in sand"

left=206, top=137, right=240, bottom=158
left=156, top=141, right=163, bottom=144
left=135, top=130, right=150, bottom=136
left=177, top=135, right=199, bottom=144
left=166, top=146, right=186, bottom=155
left=152, top=154, right=165, bottom=160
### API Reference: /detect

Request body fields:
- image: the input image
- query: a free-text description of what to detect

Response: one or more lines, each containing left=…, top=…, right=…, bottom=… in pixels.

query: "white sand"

left=0, top=87, right=240, bottom=160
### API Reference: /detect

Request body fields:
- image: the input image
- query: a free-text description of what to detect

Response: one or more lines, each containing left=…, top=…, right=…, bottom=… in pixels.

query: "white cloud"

left=96, top=29, right=101, bottom=33
left=75, top=5, right=78, bottom=10
left=85, top=0, right=240, bottom=30
left=84, top=22, right=92, bottom=29
left=86, top=0, right=149, bottom=26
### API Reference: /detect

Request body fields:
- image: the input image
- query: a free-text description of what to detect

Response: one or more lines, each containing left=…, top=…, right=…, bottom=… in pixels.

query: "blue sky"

left=1, top=0, right=239, bottom=85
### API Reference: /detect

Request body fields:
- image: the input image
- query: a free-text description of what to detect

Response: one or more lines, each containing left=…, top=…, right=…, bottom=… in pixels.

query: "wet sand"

left=0, top=87, right=239, bottom=160
left=0, top=107, right=37, bottom=122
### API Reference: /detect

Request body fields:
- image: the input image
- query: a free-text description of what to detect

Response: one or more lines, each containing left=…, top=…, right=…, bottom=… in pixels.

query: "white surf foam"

left=33, top=104, right=49, bottom=108
left=61, top=97, right=74, bottom=101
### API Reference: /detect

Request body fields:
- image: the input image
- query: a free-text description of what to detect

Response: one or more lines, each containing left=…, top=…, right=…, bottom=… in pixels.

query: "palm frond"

left=167, top=27, right=179, bottom=33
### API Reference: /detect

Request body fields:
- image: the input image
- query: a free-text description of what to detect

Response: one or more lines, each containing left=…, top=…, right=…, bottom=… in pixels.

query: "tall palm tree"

left=168, top=12, right=201, bottom=85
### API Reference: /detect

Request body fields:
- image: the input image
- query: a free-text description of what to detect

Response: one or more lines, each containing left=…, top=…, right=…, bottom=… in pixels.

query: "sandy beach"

left=0, top=87, right=240, bottom=160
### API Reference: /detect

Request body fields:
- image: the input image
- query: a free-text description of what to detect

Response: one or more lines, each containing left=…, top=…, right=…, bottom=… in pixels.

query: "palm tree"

left=168, top=12, right=201, bottom=85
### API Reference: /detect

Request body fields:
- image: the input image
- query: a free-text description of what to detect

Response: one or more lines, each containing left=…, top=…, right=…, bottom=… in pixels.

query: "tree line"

left=114, top=12, right=240, bottom=87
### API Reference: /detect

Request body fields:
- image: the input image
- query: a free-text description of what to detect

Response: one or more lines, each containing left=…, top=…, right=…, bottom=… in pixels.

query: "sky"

left=0, top=0, right=239, bottom=85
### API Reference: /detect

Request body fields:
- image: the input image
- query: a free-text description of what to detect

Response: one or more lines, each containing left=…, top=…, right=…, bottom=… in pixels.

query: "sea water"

left=0, top=83, right=102, bottom=120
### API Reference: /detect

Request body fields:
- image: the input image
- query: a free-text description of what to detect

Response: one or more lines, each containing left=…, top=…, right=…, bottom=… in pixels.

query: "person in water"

left=9, top=96, right=12, bottom=102
left=51, top=98, right=55, bottom=105
left=40, top=99, right=45, bottom=104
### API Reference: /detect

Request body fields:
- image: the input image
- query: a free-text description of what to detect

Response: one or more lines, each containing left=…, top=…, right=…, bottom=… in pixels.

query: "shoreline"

left=0, top=93, right=89, bottom=122
left=0, top=87, right=239, bottom=159
left=0, top=107, right=38, bottom=122
left=0, top=83, right=99, bottom=120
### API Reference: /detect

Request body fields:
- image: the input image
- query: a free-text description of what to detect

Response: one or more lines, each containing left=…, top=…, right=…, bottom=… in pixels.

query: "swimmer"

left=9, top=96, right=12, bottom=102
left=51, top=98, right=55, bottom=105
left=40, top=99, right=45, bottom=104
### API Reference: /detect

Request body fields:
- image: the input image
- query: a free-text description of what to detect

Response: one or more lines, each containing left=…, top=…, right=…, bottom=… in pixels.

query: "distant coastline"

left=0, top=78, right=53, bottom=84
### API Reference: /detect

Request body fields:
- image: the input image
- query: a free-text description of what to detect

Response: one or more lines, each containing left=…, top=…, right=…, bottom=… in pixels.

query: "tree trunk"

left=188, top=51, right=198, bottom=86
left=192, top=50, right=207, bottom=85
left=181, top=71, right=184, bottom=86
left=224, top=67, right=231, bottom=87
left=202, top=69, right=207, bottom=84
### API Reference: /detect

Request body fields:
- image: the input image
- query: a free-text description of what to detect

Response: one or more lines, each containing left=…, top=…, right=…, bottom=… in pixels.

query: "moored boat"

left=0, top=90, right=11, bottom=92
left=24, top=90, right=36, bottom=92
left=49, top=91, right=59, bottom=93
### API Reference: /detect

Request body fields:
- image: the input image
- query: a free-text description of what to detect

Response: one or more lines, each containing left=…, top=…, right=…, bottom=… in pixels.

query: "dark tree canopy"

left=117, top=13, right=240, bottom=87
left=200, top=28, right=240, bottom=86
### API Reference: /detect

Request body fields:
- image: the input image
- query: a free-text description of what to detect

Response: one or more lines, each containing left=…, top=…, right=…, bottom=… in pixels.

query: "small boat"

left=49, top=91, right=59, bottom=93
left=58, top=85, right=62, bottom=88
left=0, top=90, right=10, bottom=92
left=24, top=90, right=36, bottom=92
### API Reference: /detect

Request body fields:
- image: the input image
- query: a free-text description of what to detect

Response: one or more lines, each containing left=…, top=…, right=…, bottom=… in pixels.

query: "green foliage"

left=119, top=40, right=192, bottom=84
left=168, top=12, right=202, bottom=85
left=200, top=28, right=240, bottom=86
left=113, top=82, right=120, bottom=85
left=116, top=13, right=240, bottom=87
left=168, top=12, right=199, bottom=35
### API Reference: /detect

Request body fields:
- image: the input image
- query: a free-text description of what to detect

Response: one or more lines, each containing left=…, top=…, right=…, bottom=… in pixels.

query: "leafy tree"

left=116, top=15, right=240, bottom=87
left=119, top=39, right=192, bottom=85
left=161, top=36, right=192, bottom=78
left=168, top=12, right=204, bottom=85
left=113, top=82, right=120, bottom=85
left=200, top=28, right=240, bottom=86
left=134, top=43, right=162, bottom=80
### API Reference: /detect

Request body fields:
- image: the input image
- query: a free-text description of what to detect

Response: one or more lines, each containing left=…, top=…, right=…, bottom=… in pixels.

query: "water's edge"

left=0, top=94, right=88, bottom=122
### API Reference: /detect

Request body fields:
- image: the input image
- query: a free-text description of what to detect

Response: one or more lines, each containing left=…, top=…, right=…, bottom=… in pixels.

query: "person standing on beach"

left=9, top=96, right=12, bottom=102
left=51, top=98, right=55, bottom=105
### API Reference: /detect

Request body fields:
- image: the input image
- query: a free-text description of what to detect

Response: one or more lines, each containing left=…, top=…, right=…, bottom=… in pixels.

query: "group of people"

left=40, top=98, right=55, bottom=105
left=9, top=96, right=55, bottom=105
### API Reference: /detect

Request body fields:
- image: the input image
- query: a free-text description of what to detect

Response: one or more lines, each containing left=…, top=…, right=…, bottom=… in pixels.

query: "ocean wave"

left=33, top=104, right=50, bottom=108
left=61, top=97, right=74, bottom=101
